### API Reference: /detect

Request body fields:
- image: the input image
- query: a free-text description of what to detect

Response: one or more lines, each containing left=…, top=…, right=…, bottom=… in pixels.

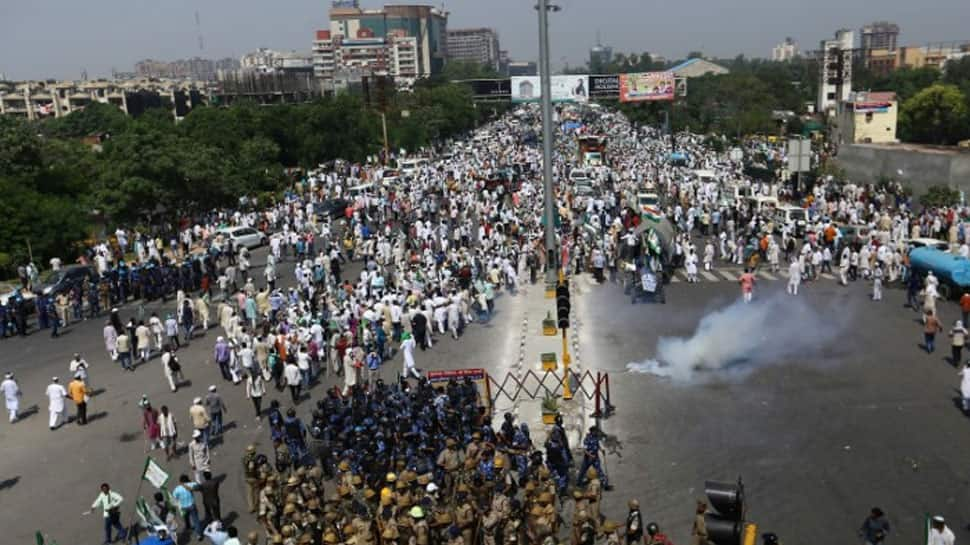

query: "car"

left=313, top=199, right=351, bottom=219
left=217, top=226, right=267, bottom=250
left=837, top=224, right=872, bottom=247
left=569, top=169, right=590, bottom=183
left=34, top=265, right=98, bottom=297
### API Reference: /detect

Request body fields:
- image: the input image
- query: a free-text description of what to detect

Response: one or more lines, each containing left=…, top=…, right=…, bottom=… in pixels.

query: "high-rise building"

left=818, top=29, right=854, bottom=115
left=446, top=28, right=501, bottom=71
left=313, top=29, right=420, bottom=83
left=589, top=43, right=613, bottom=73
left=861, top=21, right=900, bottom=52
left=772, top=37, right=799, bottom=61
left=328, top=4, right=448, bottom=77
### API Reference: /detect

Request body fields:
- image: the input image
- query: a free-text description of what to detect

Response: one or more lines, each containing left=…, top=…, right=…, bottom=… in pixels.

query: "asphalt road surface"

left=2, top=250, right=968, bottom=544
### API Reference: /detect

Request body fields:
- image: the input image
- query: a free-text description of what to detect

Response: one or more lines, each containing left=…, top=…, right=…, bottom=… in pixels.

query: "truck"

left=577, top=135, right=607, bottom=167
left=908, top=247, right=970, bottom=299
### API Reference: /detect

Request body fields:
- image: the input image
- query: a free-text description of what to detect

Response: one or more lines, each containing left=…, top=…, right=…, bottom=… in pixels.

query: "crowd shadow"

left=87, top=411, right=109, bottom=423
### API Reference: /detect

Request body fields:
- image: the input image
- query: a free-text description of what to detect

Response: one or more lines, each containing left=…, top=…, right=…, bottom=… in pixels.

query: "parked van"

left=774, top=205, right=808, bottom=234
left=746, top=195, right=779, bottom=213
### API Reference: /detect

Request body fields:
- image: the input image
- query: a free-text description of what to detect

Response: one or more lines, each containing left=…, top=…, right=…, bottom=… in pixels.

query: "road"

left=1, top=247, right=968, bottom=544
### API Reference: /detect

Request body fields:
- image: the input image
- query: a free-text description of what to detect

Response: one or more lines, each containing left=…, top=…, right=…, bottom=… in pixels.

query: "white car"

left=217, top=226, right=267, bottom=250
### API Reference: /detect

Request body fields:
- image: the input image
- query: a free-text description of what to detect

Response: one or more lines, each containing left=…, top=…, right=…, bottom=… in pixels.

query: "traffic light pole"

left=557, top=269, right=572, bottom=400
left=561, top=327, right=572, bottom=400
left=537, top=0, right=558, bottom=284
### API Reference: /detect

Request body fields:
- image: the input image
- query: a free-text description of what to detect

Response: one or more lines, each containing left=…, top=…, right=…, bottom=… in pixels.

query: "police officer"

left=625, top=499, right=643, bottom=545
left=576, top=426, right=609, bottom=489
left=243, top=444, right=261, bottom=513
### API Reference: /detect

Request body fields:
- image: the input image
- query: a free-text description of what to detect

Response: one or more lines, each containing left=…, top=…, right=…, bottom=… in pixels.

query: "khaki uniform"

left=691, top=513, right=710, bottom=545
left=259, top=486, right=280, bottom=535
left=243, top=451, right=261, bottom=512
left=585, top=477, right=602, bottom=528
left=455, top=502, right=476, bottom=545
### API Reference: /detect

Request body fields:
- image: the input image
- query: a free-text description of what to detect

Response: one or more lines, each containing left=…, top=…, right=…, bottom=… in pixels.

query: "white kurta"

left=1, top=379, right=19, bottom=412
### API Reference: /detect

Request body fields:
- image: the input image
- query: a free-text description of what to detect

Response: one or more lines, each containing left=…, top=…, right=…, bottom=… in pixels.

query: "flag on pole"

left=141, top=457, right=169, bottom=489
left=641, top=206, right=662, bottom=223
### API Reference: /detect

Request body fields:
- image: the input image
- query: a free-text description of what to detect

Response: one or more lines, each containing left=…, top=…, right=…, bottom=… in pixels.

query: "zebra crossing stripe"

left=717, top=270, right=737, bottom=281
left=700, top=270, right=719, bottom=281
left=759, top=271, right=777, bottom=280
left=820, top=273, right=835, bottom=280
left=669, top=272, right=683, bottom=283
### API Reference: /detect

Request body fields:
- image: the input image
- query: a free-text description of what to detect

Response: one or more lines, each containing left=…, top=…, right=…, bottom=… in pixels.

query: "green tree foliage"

left=899, top=83, right=970, bottom=145
left=919, top=184, right=961, bottom=207
left=40, top=102, right=129, bottom=138
left=0, top=80, right=486, bottom=276
left=854, top=66, right=940, bottom=102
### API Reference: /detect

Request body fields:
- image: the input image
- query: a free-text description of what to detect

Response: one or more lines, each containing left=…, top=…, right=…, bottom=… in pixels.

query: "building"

left=507, top=61, right=537, bottom=77
left=589, top=42, right=613, bottom=73
left=857, top=41, right=970, bottom=76
left=817, top=29, right=854, bottom=115
left=134, top=57, right=238, bottom=81
left=772, top=37, right=799, bottom=61
left=0, top=78, right=208, bottom=120
left=328, top=4, right=448, bottom=77
left=446, top=28, right=501, bottom=71
left=669, top=58, right=729, bottom=78
left=861, top=22, right=900, bottom=52
left=836, top=91, right=897, bottom=145
left=312, top=29, right=420, bottom=85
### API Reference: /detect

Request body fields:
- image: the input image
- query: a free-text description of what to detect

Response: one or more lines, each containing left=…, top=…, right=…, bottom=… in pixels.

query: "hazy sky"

left=2, top=0, right=969, bottom=80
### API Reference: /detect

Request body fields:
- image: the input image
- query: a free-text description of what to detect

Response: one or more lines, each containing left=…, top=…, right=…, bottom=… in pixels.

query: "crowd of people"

left=8, top=98, right=970, bottom=545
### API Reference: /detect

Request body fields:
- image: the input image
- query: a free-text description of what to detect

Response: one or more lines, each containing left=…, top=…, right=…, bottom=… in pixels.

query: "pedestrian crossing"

left=668, top=267, right=837, bottom=284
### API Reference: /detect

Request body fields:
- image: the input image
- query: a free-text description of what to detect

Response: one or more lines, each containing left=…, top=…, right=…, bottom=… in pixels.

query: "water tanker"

left=908, top=247, right=970, bottom=299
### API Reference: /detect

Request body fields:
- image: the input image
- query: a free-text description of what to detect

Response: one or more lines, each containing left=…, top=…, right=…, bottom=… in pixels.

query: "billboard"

left=463, top=79, right=511, bottom=98
left=589, top=75, right=620, bottom=97
left=511, top=75, right=589, bottom=103
left=619, top=72, right=675, bottom=102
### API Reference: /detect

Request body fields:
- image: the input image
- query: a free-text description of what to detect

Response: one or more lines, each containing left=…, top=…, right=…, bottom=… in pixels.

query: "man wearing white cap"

left=188, top=429, right=211, bottom=483
left=928, top=515, right=954, bottom=545
left=1, top=372, right=21, bottom=423
left=45, top=376, right=67, bottom=430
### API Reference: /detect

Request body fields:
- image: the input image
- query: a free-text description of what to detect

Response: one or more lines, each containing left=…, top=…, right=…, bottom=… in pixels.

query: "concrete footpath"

left=492, top=273, right=602, bottom=458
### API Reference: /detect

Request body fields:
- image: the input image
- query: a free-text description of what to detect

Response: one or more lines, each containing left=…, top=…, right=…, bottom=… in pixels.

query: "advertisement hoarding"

left=511, top=75, right=590, bottom=103
left=464, top=79, right=511, bottom=98
left=619, top=72, right=675, bottom=102
left=589, top=75, right=620, bottom=97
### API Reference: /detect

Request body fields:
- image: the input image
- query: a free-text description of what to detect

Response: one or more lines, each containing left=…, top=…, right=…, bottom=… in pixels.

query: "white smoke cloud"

left=626, top=293, right=843, bottom=382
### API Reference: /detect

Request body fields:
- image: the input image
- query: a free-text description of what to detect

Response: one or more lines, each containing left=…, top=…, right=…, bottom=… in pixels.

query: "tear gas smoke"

left=626, top=294, right=843, bottom=382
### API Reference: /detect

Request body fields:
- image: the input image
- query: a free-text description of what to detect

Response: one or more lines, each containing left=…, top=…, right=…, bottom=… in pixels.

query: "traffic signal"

left=704, top=478, right=746, bottom=545
left=556, top=283, right=570, bottom=329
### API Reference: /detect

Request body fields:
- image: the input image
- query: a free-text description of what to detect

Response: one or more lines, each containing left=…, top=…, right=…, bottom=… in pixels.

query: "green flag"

left=142, top=457, right=170, bottom=489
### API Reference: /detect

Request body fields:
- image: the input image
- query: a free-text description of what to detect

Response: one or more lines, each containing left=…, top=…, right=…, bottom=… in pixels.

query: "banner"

left=511, top=76, right=589, bottom=103
left=589, top=75, right=620, bottom=97
left=426, top=368, right=491, bottom=412
left=464, top=79, right=511, bottom=98
left=619, top=72, right=675, bottom=102
left=853, top=101, right=892, bottom=113
left=142, top=457, right=170, bottom=489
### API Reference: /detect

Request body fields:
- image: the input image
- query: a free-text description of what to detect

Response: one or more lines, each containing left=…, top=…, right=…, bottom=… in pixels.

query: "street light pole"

left=537, top=0, right=558, bottom=284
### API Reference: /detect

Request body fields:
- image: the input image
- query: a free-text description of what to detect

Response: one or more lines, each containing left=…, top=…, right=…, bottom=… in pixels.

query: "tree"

left=41, top=102, right=129, bottom=139
left=899, top=83, right=970, bottom=145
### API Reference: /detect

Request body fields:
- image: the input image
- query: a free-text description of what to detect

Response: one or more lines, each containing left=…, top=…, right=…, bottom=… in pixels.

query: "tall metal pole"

left=538, top=0, right=558, bottom=284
